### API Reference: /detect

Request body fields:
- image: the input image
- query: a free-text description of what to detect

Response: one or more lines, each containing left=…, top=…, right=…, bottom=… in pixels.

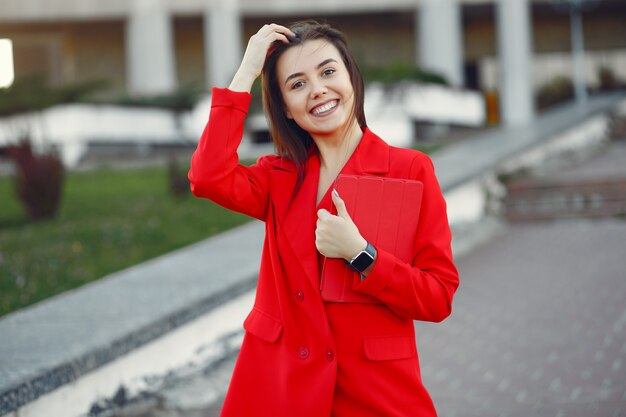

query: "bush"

left=536, top=75, right=574, bottom=110
left=111, top=81, right=205, bottom=113
left=598, top=66, right=622, bottom=91
left=167, top=155, right=190, bottom=197
left=101, top=81, right=206, bottom=135
left=362, top=62, right=448, bottom=86
left=7, top=138, right=64, bottom=220
left=0, top=74, right=109, bottom=117
left=0, top=74, right=98, bottom=221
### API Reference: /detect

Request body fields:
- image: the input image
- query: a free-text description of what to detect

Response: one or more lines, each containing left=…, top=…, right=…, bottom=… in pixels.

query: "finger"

left=253, top=31, right=288, bottom=48
left=260, top=23, right=295, bottom=39
left=314, top=231, right=326, bottom=252
left=331, top=189, right=349, bottom=219
left=266, top=23, right=296, bottom=37
left=317, top=208, right=331, bottom=220
left=272, top=33, right=290, bottom=45
left=315, top=239, right=326, bottom=256
left=266, top=33, right=289, bottom=51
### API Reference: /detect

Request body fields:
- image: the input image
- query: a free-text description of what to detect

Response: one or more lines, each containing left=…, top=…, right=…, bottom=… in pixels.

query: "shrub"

left=536, top=75, right=574, bottom=110
left=105, top=81, right=206, bottom=135
left=7, top=138, right=64, bottom=220
left=362, top=62, right=448, bottom=86
left=0, top=74, right=101, bottom=221
left=0, top=74, right=109, bottom=117
left=167, top=155, right=190, bottom=197
left=598, top=66, right=622, bottom=91
left=111, top=81, right=205, bottom=113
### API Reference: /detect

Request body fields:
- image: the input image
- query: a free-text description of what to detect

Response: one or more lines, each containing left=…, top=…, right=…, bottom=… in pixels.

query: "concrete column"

left=496, top=0, right=534, bottom=126
left=417, top=0, right=464, bottom=87
left=126, top=0, right=177, bottom=95
left=204, top=0, right=242, bottom=88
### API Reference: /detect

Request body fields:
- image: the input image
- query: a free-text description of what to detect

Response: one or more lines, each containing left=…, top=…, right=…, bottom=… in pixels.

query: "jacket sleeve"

left=353, top=153, right=459, bottom=322
left=188, top=87, right=271, bottom=221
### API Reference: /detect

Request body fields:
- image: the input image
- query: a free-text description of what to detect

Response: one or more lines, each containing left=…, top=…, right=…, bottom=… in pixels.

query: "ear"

left=285, top=108, right=293, bottom=119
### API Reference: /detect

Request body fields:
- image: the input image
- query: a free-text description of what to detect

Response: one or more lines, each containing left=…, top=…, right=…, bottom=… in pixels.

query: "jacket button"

left=295, top=290, right=304, bottom=302
left=297, top=347, right=310, bottom=360
left=325, top=349, right=335, bottom=362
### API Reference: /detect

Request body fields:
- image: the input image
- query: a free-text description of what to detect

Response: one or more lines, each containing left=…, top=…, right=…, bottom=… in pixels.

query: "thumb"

left=332, top=189, right=350, bottom=219
left=317, top=208, right=331, bottom=220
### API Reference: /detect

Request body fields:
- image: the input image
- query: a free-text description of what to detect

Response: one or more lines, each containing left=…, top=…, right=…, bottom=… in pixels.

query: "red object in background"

left=8, top=138, right=64, bottom=220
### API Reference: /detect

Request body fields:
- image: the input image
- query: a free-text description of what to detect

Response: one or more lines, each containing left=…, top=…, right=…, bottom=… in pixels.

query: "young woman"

left=189, top=21, right=459, bottom=417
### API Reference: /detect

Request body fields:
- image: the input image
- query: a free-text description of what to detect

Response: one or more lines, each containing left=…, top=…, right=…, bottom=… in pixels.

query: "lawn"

left=0, top=164, right=251, bottom=318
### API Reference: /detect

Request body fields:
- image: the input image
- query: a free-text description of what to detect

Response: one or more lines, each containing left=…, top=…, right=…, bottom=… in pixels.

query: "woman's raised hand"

left=229, top=24, right=295, bottom=93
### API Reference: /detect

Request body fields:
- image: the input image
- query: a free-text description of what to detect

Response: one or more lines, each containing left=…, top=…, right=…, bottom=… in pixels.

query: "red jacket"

left=188, top=88, right=459, bottom=417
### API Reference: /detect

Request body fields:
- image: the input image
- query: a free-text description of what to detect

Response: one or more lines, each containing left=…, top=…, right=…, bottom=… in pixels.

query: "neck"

left=313, top=120, right=363, bottom=171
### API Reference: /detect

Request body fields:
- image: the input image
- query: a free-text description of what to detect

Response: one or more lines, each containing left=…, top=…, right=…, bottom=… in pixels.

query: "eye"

left=291, top=80, right=304, bottom=90
left=322, top=68, right=336, bottom=76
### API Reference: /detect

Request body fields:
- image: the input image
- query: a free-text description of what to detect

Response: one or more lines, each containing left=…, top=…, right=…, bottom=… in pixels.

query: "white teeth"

left=312, top=100, right=337, bottom=115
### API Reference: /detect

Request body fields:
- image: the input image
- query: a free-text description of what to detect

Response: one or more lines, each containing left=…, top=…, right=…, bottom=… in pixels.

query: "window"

left=0, top=39, right=15, bottom=88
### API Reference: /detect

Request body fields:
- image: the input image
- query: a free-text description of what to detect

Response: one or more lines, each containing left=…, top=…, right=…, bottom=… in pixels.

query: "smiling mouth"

left=311, top=100, right=338, bottom=116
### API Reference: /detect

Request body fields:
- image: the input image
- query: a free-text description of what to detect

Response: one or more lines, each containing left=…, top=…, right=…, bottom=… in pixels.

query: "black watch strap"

left=346, top=242, right=377, bottom=273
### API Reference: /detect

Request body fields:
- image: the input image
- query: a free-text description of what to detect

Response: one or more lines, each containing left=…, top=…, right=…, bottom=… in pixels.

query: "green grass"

left=0, top=165, right=251, bottom=318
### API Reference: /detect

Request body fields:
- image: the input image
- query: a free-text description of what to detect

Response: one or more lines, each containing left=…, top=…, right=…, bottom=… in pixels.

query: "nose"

left=309, top=79, right=327, bottom=99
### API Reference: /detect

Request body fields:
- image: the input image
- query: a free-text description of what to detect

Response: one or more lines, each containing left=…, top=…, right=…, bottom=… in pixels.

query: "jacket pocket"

left=363, top=335, right=417, bottom=361
left=243, top=307, right=283, bottom=343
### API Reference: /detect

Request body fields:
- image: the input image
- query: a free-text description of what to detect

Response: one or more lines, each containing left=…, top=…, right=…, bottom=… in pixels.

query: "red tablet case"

left=320, top=174, right=424, bottom=303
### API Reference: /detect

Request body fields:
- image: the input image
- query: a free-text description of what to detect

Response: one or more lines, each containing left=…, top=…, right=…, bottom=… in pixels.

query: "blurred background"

left=0, top=0, right=625, bottom=416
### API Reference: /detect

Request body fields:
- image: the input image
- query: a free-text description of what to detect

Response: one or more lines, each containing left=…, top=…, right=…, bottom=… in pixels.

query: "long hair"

left=261, top=20, right=367, bottom=202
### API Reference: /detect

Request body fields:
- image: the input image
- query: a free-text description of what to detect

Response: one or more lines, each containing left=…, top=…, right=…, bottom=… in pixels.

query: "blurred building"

left=0, top=0, right=625, bottom=125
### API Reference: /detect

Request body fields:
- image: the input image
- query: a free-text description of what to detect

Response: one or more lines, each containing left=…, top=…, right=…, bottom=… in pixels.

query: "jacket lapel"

left=270, top=154, right=320, bottom=290
left=355, top=128, right=390, bottom=175
left=269, top=129, right=390, bottom=290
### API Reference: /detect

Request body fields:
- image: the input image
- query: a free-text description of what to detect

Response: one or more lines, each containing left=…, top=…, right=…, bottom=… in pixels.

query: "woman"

left=189, top=21, right=459, bottom=417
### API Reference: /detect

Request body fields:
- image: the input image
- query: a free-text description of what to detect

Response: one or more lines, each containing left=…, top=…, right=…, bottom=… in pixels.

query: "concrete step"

left=503, top=177, right=626, bottom=222
left=501, top=138, right=626, bottom=222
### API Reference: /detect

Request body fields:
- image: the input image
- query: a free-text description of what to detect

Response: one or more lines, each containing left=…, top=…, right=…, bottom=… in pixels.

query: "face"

left=276, top=39, right=356, bottom=139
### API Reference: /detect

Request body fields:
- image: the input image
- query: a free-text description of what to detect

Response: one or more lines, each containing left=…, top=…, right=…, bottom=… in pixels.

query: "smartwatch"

left=346, top=242, right=377, bottom=274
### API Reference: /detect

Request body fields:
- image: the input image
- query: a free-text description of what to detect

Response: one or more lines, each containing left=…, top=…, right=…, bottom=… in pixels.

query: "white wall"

left=480, top=48, right=626, bottom=91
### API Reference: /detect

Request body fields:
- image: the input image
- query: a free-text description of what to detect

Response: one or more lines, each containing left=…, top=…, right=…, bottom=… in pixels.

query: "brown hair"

left=261, top=20, right=367, bottom=202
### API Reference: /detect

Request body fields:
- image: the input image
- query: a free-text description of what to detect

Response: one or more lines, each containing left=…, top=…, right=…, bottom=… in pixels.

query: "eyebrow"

left=284, top=58, right=338, bottom=85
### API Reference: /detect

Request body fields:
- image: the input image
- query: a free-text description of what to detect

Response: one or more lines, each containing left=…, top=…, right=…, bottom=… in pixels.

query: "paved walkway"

left=418, top=217, right=626, bottom=417
left=417, top=141, right=626, bottom=417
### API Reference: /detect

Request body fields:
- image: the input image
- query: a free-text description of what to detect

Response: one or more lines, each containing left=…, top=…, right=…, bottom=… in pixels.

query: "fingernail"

left=332, top=189, right=339, bottom=198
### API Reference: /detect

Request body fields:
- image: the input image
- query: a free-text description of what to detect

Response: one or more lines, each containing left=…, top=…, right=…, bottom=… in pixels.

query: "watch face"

left=352, top=251, right=374, bottom=272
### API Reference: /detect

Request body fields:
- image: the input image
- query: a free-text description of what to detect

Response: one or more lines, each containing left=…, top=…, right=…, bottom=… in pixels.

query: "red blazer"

left=189, top=88, right=459, bottom=417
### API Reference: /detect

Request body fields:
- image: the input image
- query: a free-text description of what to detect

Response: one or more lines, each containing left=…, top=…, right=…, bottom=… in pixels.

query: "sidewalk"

left=420, top=140, right=626, bottom=416
left=418, top=217, right=626, bottom=417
